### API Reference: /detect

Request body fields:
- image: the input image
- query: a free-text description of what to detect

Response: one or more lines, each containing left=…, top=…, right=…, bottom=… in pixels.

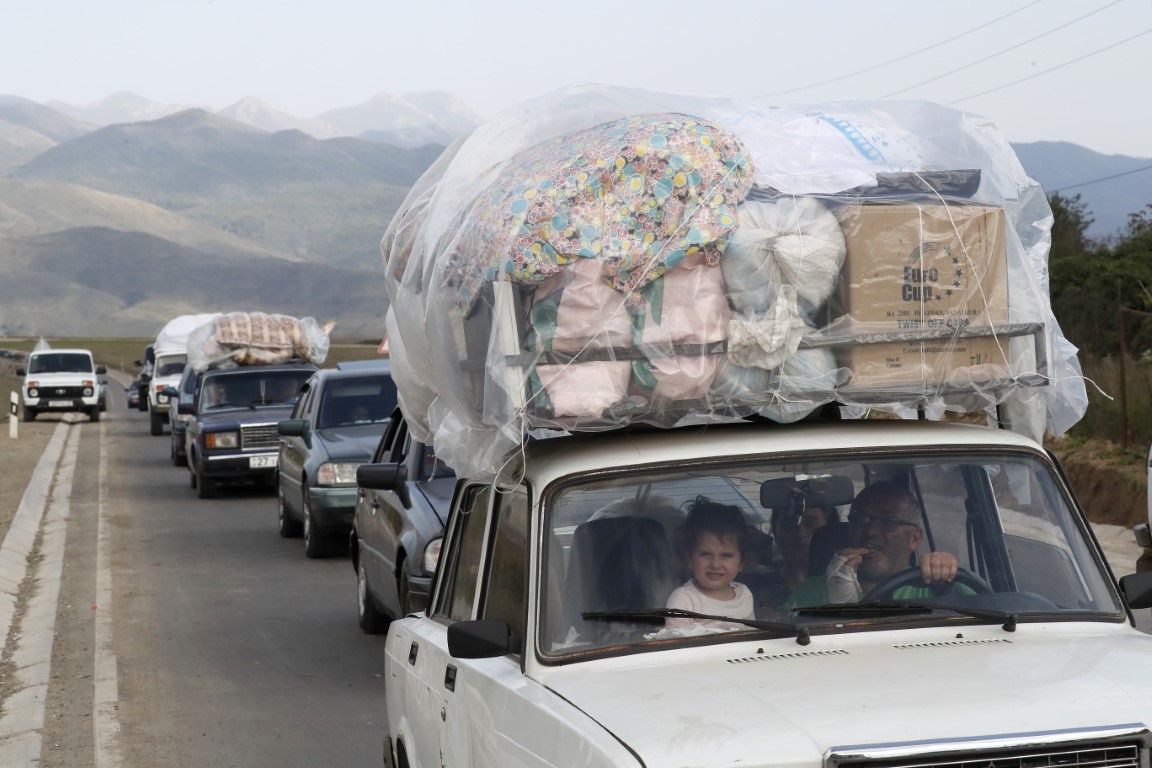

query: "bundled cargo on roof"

left=381, top=85, right=1087, bottom=479
left=187, top=312, right=331, bottom=371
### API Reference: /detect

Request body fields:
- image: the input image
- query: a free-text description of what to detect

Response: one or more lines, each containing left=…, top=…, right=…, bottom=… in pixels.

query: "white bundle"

left=722, top=196, right=846, bottom=317
left=712, top=341, right=840, bottom=424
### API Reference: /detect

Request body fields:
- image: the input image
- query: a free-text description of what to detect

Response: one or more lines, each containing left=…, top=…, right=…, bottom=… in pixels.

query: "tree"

left=1048, top=193, right=1107, bottom=353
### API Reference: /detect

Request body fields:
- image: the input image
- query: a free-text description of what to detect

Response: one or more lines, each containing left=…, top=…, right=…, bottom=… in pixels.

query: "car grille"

left=241, top=423, right=279, bottom=450
left=36, top=385, right=85, bottom=397
left=830, top=735, right=1143, bottom=768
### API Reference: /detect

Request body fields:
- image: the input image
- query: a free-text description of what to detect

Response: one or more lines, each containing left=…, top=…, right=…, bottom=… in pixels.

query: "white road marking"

left=94, top=418, right=123, bottom=767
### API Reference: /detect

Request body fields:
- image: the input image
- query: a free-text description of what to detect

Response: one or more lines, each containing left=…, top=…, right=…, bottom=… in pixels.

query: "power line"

left=1050, top=163, right=1152, bottom=193
left=756, top=0, right=1044, bottom=99
left=881, top=0, right=1124, bottom=98
left=949, top=25, right=1152, bottom=103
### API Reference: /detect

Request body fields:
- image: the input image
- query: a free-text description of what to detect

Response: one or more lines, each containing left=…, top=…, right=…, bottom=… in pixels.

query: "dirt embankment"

left=1049, top=438, right=1147, bottom=528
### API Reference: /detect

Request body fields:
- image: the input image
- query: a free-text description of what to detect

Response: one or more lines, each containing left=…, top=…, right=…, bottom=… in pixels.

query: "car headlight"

left=422, top=537, right=442, bottom=574
left=82, top=387, right=94, bottom=397
left=205, top=431, right=239, bottom=449
left=27, top=387, right=39, bottom=398
left=316, top=462, right=361, bottom=485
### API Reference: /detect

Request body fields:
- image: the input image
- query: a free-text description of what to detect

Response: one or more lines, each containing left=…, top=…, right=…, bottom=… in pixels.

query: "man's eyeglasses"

left=848, top=512, right=920, bottom=533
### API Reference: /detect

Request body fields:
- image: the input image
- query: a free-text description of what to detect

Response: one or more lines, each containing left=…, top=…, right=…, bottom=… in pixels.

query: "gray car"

left=276, top=360, right=397, bottom=558
left=351, top=407, right=454, bottom=633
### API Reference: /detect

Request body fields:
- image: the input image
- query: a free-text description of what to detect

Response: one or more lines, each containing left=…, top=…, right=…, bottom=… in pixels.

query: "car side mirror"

left=356, top=463, right=410, bottom=508
left=95, top=365, right=107, bottom=375
left=161, top=386, right=178, bottom=397
left=1119, top=572, right=1152, bottom=610
left=447, top=620, right=519, bottom=659
left=16, top=368, right=25, bottom=376
left=278, top=419, right=310, bottom=447
left=177, top=402, right=195, bottom=415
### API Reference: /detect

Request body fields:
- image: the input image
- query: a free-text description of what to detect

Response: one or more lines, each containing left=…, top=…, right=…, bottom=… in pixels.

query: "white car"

left=18, top=348, right=106, bottom=422
left=383, top=419, right=1152, bottom=768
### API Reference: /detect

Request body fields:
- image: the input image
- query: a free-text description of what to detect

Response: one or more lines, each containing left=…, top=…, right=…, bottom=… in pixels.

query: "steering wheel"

left=860, top=566, right=993, bottom=603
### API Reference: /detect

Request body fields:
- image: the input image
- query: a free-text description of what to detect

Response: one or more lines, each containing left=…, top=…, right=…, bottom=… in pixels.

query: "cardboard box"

left=835, top=202, right=1011, bottom=388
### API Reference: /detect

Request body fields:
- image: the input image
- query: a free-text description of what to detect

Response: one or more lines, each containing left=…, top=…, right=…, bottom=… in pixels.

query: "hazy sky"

left=5, top=0, right=1151, bottom=158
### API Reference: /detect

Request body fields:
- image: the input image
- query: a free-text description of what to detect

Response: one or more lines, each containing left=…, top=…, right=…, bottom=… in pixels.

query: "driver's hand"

left=919, top=551, right=958, bottom=584
left=826, top=548, right=870, bottom=603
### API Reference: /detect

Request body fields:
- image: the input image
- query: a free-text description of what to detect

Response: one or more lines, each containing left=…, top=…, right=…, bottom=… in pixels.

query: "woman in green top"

left=787, top=481, right=973, bottom=608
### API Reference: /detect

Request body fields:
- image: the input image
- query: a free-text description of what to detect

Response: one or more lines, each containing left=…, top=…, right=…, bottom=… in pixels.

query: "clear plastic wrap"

left=381, top=85, right=1085, bottom=479
left=154, top=313, right=221, bottom=356
left=187, top=312, right=331, bottom=372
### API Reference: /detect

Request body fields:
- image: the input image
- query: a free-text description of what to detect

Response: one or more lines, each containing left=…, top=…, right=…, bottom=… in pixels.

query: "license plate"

left=249, top=456, right=278, bottom=469
left=48, top=400, right=72, bottom=407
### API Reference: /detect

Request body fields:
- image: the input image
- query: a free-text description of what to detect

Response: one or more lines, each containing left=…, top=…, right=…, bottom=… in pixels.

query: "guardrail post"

left=9, top=391, right=17, bottom=439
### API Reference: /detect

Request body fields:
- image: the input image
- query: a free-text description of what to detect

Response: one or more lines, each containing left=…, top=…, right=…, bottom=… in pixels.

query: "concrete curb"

left=0, top=422, right=68, bottom=645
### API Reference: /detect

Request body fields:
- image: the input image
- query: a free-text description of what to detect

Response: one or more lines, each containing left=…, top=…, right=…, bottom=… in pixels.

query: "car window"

left=155, top=355, right=188, bottom=377
left=418, top=443, right=455, bottom=482
left=481, top=488, right=528, bottom=645
left=436, top=485, right=493, bottom=623
left=29, top=353, right=93, bottom=374
left=180, top=368, right=198, bottom=396
left=538, top=450, right=1122, bottom=659
left=292, top=380, right=316, bottom=419
left=316, top=374, right=397, bottom=428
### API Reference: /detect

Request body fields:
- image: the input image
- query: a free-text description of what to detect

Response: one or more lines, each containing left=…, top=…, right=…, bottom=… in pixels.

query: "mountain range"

left=0, top=91, right=1148, bottom=339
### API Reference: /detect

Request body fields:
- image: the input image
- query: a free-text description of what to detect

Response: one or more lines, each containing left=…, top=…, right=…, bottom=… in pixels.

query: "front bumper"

left=25, top=396, right=97, bottom=411
left=203, top=452, right=279, bottom=483
left=307, top=486, right=358, bottom=535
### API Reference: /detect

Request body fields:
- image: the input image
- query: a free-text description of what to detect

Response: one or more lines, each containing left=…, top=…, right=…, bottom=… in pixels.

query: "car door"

left=390, top=483, right=531, bottom=768
left=278, top=379, right=316, bottom=516
left=359, top=414, right=405, bottom=614
left=370, top=417, right=412, bottom=613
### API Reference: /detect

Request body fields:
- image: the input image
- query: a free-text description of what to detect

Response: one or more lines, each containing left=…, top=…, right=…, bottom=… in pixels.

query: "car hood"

left=537, top=624, right=1152, bottom=767
left=313, top=425, right=384, bottom=461
left=26, top=371, right=95, bottom=382
left=196, top=404, right=295, bottom=428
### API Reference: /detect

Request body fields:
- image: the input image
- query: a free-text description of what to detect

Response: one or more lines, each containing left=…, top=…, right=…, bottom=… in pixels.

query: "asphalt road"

left=0, top=385, right=389, bottom=768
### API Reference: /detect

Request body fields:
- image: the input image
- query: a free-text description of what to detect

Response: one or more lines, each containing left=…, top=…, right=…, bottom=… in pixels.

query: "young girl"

left=665, top=499, right=756, bottom=630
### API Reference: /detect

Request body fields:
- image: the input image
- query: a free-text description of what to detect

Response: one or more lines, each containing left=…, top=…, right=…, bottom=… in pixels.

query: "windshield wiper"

left=794, top=600, right=1018, bottom=632
left=906, top=600, right=1019, bottom=632
left=581, top=609, right=814, bottom=646
left=792, top=600, right=934, bottom=618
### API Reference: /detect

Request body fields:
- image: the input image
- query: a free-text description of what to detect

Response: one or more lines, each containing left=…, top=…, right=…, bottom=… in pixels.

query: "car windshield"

left=539, top=450, right=1121, bottom=659
left=316, top=374, right=397, bottom=428
left=28, top=353, right=93, bottom=374
left=155, top=355, right=187, bottom=377
left=199, top=370, right=314, bottom=412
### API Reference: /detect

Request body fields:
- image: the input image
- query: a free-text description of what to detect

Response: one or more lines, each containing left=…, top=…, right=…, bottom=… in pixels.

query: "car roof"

left=510, top=419, right=1046, bottom=488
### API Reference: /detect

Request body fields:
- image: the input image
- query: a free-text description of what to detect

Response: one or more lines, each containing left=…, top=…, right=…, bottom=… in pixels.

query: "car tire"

left=23, top=407, right=35, bottom=422
left=171, top=433, right=187, bottom=467
left=302, top=489, right=331, bottom=558
left=195, top=465, right=216, bottom=499
left=88, top=406, right=100, bottom=423
left=277, top=482, right=303, bottom=538
left=150, top=410, right=163, bottom=436
left=357, top=553, right=388, bottom=634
